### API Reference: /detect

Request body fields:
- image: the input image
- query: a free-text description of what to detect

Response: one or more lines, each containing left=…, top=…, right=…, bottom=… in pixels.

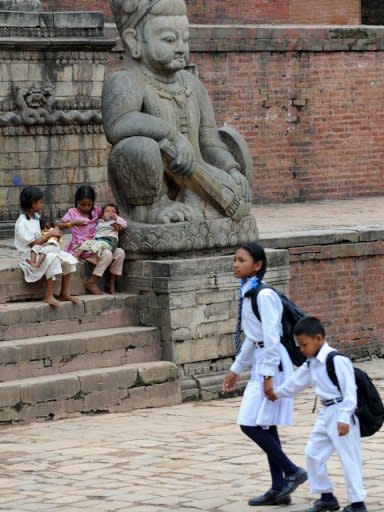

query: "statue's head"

left=111, top=0, right=189, bottom=76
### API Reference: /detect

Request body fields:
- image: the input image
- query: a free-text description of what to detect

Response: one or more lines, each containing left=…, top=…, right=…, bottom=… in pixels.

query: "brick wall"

left=43, top=0, right=361, bottom=25
left=108, top=26, right=384, bottom=203
left=288, top=240, right=384, bottom=357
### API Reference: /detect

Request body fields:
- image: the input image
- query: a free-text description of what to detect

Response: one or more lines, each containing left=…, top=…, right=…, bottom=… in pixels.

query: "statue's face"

left=140, top=15, right=189, bottom=75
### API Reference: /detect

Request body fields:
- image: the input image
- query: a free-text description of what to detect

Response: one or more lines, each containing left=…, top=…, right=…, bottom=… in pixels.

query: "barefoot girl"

left=60, top=185, right=126, bottom=295
left=15, top=186, right=78, bottom=307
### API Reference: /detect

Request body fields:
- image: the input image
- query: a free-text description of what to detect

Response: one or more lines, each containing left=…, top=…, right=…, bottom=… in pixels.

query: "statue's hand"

left=168, top=133, right=195, bottom=177
left=229, top=168, right=252, bottom=204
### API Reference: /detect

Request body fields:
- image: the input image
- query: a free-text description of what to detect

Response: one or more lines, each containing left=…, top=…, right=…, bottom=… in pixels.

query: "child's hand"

left=263, top=378, right=276, bottom=400
left=112, top=223, right=122, bottom=232
left=223, top=371, right=238, bottom=392
left=73, top=219, right=89, bottom=226
left=337, top=422, right=350, bottom=436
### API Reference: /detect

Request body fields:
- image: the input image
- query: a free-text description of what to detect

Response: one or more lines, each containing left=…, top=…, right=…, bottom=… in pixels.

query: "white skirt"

left=237, top=342, right=294, bottom=427
left=19, top=250, right=77, bottom=283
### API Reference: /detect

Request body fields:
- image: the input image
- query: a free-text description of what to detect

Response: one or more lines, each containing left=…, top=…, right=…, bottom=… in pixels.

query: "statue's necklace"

left=141, top=70, right=192, bottom=108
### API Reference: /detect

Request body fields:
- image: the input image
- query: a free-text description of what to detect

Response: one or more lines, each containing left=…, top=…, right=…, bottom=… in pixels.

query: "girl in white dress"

left=14, top=186, right=78, bottom=307
left=223, top=242, right=307, bottom=507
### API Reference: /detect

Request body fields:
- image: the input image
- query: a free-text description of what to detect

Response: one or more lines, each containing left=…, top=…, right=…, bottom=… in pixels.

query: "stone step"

left=0, top=294, right=138, bottom=341
left=0, top=361, right=182, bottom=424
left=0, top=255, right=89, bottom=303
left=0, top=326, right=161, bottom=381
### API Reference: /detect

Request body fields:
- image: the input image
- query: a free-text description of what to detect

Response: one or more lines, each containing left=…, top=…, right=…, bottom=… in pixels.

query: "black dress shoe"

left=306, top=497, right=340, bottom=512
left=343, top=505, right=367, bottom=512
left=248, top=488, right=292, bottom=506
left=278, top=467, right=308, bottom=497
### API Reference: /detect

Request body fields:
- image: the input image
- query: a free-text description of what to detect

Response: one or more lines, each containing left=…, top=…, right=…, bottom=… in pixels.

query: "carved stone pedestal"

left=124, top=248, right=290, bottom=401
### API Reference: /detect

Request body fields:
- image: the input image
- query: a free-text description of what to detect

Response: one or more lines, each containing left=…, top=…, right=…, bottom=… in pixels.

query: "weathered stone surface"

left=124, top=250, right=290, bottom=397
left=103, top=0, right=257, bottom=257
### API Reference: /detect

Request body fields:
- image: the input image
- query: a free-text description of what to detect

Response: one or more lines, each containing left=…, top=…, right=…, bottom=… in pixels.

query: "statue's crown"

left=111, top=0, right=163, bottom=32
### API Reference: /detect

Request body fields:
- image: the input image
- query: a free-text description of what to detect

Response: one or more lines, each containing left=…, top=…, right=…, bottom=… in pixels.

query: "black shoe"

left=278, top=467, right=308, bottom=498
left=248, top=488, right=292, bottom=506
left=306, top=497, right=340, bottom=512
left=343, top=505, right=367, bottom=512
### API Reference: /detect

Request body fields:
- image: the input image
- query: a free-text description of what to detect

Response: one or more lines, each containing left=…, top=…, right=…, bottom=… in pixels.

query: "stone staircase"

left=0, top=246, right=182, bottom=424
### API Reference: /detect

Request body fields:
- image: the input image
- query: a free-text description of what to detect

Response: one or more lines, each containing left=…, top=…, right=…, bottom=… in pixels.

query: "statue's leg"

left=108, top=136, right=197, bottom=224
left=108, top=136, right=163, bottom=212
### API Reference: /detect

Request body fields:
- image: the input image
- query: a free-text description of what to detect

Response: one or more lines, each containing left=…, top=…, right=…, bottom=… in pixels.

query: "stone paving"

left=1, top=197, right=383, bottom=511
left=0, top=359, right=382, bottom=512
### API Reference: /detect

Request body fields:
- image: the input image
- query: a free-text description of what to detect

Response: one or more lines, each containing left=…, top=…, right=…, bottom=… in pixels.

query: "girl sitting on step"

left=14, top=186, right=79, bottom=308
left=59, top=185, right=126, bottom=295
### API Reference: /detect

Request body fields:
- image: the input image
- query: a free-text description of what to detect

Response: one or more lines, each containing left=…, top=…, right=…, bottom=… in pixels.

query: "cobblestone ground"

left=0, top=360, right=382, bottom=512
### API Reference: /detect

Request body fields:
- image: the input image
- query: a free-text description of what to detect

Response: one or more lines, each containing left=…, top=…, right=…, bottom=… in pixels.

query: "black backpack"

left=326, top=351, right=384, bottom=437
left=245, top=283, right=307, bottom=367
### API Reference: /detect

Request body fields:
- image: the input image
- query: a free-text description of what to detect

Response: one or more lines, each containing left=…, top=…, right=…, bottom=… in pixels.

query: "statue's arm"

left=194, top=76, right=240, bottom=172
left=102, top=71, right=175, bottom=145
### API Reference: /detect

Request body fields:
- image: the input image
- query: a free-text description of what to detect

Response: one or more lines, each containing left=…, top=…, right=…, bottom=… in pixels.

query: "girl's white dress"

left=15, top=213, right=77, bottom=282
left=230, top=279, right=295, bottom=427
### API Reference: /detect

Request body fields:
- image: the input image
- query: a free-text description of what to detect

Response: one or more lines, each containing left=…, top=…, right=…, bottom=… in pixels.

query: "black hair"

left=238, top=242, right=267, bottom=279
left=19, top=186, right=44, bottom=215
left=293, top=316, right=326, bottom=338
left=39, top=216, right=55, bottom=230
left=74, top=185, right=96, bottom=219
left=102, top=203, right=119, bottom=215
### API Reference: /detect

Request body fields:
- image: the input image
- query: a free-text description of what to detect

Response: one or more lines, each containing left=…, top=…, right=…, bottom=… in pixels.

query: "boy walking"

left=267, top=316, right=367, bottom=512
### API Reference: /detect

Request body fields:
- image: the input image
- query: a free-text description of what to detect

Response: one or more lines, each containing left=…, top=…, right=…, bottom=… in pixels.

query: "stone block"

left=78, top=366, right=138, bottom=394
left=138, top=361, right=179, bottom=385
left=53, top=12, right=104, bottom=29
left=20, top=374, right=80, bottom=403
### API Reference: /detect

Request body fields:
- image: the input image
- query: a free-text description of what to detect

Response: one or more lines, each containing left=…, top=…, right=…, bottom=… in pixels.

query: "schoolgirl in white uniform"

left=223, top=242, right=307, bottom=507
left=272, top=316, right=367, bottom=512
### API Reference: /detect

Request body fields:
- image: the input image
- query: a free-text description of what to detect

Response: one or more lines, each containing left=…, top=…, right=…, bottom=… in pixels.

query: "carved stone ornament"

left=0, top=84, right=102, bottom=127
left=0, top=0, right=41, bottom=11
left=103, top=0, right=258, bottom=256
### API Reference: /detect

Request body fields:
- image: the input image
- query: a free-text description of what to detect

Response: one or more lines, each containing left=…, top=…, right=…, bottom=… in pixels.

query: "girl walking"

left=223, top=242, right=307, bottom=506
left=14, top=186, right=78, bottom=308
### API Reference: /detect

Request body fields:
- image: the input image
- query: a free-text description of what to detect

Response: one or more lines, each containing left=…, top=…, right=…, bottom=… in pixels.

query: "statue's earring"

left=131, top=47, right=140, bottom=58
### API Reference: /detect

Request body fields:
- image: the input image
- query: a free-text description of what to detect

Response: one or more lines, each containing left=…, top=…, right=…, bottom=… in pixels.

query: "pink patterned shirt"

left=62, top=206, right=102, bottom=256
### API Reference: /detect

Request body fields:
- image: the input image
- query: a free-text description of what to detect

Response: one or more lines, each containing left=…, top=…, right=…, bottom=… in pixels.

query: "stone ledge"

left=260, top=226, right=384, bottom=252
left=107, top=24, right=384, bottom=54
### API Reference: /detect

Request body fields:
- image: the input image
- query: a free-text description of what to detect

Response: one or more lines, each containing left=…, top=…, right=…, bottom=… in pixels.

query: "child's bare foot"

left=84, top=278, right=105, bottom=295
left=44, top=295, right=60, bottom=307
left=59, top=294, right=80, bottom=303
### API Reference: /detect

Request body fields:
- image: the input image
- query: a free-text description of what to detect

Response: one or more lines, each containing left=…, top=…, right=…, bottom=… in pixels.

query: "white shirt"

left=231, top=280, right=284, bottom=377
left=275, top=342, right=357, bottom=424
left=14, top=213, right=41, bottom=259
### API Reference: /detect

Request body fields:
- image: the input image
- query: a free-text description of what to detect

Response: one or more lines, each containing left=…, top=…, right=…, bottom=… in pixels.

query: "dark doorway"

left=362, top=0, right=384, bottom=24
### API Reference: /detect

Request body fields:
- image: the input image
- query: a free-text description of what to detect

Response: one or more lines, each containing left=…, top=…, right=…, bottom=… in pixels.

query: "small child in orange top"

left=26, top=217, right=63, bottom=268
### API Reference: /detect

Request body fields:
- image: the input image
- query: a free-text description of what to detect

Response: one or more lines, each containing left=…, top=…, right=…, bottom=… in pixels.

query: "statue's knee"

left=108, top=137, right=164, bottom=205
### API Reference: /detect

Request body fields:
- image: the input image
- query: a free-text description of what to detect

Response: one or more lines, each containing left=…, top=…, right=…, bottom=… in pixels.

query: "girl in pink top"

left=60, top=185, right=126, bottom=295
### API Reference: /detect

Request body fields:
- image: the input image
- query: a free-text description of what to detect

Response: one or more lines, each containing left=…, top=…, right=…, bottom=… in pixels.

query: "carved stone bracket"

left=0, top=84, right=102, bottom=127
left=120, top=214, right=259, bottom=258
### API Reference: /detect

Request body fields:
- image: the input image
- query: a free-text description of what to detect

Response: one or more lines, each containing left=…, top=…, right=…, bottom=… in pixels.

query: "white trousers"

left=305, top=404, right=366, bottom=503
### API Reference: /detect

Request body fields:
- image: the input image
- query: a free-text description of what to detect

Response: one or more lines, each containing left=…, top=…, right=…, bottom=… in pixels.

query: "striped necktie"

left=234, top=291, right=243, bottom=355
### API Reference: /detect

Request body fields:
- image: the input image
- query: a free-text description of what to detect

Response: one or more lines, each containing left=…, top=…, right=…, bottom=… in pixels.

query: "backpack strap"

left=244, top=282, right=268, bottom=322
left=325, top=350, right=346, bottom=393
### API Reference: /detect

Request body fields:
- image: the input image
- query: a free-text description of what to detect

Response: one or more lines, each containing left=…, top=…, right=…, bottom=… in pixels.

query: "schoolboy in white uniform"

left=268, top=316, right=367, bottom=512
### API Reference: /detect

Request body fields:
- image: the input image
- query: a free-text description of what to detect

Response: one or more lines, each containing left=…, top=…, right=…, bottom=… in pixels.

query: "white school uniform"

left=15, top=213, right=77, bottom=282
left=275, top=342, right=366, bottom=503
left=230, top=279, right=294, bottom=427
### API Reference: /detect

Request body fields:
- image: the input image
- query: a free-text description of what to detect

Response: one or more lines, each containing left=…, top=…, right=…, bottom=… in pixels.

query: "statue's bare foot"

left=146, top=196, right=196, bottom=224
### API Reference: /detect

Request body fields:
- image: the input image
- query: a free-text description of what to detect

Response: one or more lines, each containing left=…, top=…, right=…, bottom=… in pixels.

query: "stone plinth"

left=124, top=248, right=290, bottom=400
left=0, top=10, right=116, bottom=234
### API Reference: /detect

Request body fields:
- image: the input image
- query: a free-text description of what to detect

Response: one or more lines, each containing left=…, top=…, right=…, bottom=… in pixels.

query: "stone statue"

left=103, top=0, right=258, bottom=255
